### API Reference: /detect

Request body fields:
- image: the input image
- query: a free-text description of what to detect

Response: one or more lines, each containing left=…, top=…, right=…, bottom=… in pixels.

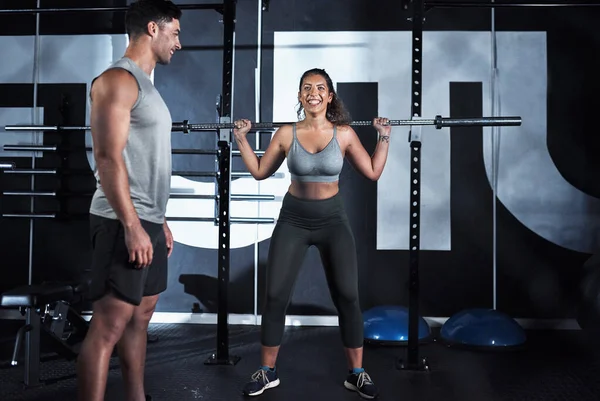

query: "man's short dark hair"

left=125, top=0, right=182, bottom=39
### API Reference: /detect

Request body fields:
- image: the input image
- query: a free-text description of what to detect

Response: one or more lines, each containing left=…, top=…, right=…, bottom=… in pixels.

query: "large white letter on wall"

left=273, top=31, right=600, bottom=254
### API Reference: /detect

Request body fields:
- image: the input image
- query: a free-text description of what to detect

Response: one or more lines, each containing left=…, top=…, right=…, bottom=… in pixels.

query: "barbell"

left=4, top=115, right=521, bottom=134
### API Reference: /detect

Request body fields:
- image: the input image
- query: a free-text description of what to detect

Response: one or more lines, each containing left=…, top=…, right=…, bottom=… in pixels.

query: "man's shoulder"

left=91, top=68, right=138, bottom=101
left=95, top=67, right=136, bottom=87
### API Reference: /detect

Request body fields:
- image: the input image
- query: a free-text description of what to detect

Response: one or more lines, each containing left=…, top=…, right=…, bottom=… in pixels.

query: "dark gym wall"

left=0, top=0, right=599, bottom=322
left=0, top=0, right=129, bottom=293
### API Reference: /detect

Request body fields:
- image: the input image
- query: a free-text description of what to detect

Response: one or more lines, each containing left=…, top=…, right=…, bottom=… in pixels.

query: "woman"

left=233, top=68, right=391, bottom=400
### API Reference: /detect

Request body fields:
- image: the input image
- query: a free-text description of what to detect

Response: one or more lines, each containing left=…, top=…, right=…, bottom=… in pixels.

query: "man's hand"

left=164, top=220, right=174, bottom=257
left=124, top=223, right=154, bottom=269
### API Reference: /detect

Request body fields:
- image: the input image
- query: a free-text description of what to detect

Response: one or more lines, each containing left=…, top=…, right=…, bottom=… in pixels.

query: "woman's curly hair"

left=296, top=68, right=352, bottom=126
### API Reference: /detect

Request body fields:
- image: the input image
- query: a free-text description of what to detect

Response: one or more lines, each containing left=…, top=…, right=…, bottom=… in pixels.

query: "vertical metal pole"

left=0, top=168, right=3, bottom=215
left=398, top=0, right=429, bottom=372
left=58, top=96, right=70, bottom=217
left=24, top=0, right=42, bottom=388
left=29, top=0, right=41, bottom=286
left=490, top=0, right=499, bottom=311
left=24, top=308, right=41, bottom=386
left=253, top=0, right=264, bottom=325
left=205, top=0, right=240, bottom=366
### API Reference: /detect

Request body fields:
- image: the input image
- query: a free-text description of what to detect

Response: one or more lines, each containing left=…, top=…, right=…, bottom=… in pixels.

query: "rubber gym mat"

left=1, top=320, right=600, bottom=401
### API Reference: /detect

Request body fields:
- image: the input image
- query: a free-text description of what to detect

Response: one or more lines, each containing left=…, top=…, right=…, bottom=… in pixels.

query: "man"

left=76, top=1, right=182, bottom=400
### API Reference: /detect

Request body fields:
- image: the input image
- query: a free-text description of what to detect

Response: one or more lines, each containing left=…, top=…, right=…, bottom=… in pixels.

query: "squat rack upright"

left=400, top=0, right=600, bottom=372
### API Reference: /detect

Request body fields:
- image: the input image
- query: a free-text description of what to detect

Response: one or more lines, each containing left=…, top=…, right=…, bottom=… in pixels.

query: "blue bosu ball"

left=440, top=308, right=526, bottom=349
left=363, top=305, right=431, bottom=344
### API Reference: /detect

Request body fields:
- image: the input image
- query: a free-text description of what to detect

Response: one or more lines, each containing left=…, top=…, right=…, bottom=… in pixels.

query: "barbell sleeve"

left=2, top=213, right=57, bottom=219
left=231, top=194, right=276, bottom=201
left=169, top=194, right=217, bottom=200
left=172, top=171, right=216, bottom=177
left=0, top=162, right=15, bottom=170
left=3, top=169, right=93, bottom=176
left=172, top=149, right=217, bottom=155
left=166, top=217, right=275, bottom=224
left=3, top=191, right=57, bottom=197
left=174, top=171, right=266, bottom=178
left=232, top=150, right=265, bottom=156
left=231, top=217, right=275, bottom=224
left=434, top=115, right=522, bottom=128
left=4, top=145, right=58, bottom=152
left=2, top=191, right=94, bottom=197
left=4, top=169, right=57, bottom=175
left=4, top=125, right=63, bottom=131
left=166, top=217, right=215, bottom=222
left=169, top=194, right=275, bottom=201
left=172, top=171, right=273, bottom=178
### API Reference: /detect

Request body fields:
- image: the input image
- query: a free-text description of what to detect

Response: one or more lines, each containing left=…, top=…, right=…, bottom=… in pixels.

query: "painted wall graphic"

left=272, top=30, right=600, bottom=254
left=1, top=0, right=599, bottom=318
left=484, top=35, right=600, bottom=254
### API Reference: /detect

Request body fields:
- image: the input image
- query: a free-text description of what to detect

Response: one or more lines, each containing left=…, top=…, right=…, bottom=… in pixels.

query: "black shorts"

left=87, top=214, right=168, bottom=306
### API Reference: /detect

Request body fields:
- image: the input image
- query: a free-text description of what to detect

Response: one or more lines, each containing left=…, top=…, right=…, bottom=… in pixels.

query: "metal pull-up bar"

left=0, top=4, right=224, bottom=14
left=425, top=1, right=600, bottom=8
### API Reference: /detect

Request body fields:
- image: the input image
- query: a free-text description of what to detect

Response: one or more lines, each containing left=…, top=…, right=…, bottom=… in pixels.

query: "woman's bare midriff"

left=288, top=181, right=339, bottom=200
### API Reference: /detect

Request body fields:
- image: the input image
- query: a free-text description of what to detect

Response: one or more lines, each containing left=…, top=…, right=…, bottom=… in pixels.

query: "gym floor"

left=1, top=321, right=600, bottom=401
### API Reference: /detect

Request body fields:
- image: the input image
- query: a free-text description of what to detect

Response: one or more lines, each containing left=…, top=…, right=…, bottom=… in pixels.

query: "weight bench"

left=1, top=281, right=89, bottom=387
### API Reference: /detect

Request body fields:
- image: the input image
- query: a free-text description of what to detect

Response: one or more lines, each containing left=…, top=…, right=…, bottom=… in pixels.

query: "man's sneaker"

left=344, top=370, right=379, bottom=399
left=242, top=367, right=280, bottom=396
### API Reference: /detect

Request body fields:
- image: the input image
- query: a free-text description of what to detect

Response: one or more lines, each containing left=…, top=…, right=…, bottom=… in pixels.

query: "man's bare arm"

left=90, top=69, right=140, bottom=228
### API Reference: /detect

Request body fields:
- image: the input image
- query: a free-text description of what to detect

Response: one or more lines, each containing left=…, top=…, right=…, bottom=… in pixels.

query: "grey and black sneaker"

left=344, top=370, right=379, bottom=399
left=242, top=367, right=280, bottom=397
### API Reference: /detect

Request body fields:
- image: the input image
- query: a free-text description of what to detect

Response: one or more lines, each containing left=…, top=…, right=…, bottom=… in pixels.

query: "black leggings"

left=261, top=192, right=363, bottom=349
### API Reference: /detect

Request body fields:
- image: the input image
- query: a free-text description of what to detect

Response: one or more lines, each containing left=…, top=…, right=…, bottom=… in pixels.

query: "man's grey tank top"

left=89, top=57, right=172, bottom=225
left=286, top=123, right=343, bottom=183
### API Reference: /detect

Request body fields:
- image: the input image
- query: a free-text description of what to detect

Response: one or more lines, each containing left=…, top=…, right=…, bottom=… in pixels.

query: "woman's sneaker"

left=344, top=370, right=379, bottom=399
left=242, top=367, right=280, bottom=397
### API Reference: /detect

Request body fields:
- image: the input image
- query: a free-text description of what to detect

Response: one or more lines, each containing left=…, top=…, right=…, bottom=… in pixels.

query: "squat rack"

left=401, top=0, right=600, bottom=372
left=0, top=0, right=250, bottom=371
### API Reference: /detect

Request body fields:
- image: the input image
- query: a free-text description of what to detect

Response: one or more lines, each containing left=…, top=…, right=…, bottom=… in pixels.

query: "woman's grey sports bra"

left=286, top=123, right=344, bottom=183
